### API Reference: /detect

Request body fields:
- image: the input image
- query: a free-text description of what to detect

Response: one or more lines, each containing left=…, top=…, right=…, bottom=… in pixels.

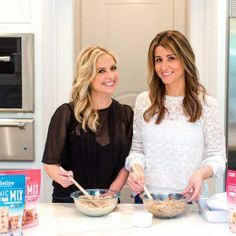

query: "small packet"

left=229, top=211, right=236, bottom=233
left=0, top=174, right=25, bottom=236
left=226, top=169, right=236, bottom=233
left=226, top=169, right=236, bottom=207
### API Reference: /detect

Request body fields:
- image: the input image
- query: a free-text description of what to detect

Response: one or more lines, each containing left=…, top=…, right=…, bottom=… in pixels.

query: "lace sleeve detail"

left=201, top=96, right=226, bottom=177
left=125, top=92, right=148, bottom=171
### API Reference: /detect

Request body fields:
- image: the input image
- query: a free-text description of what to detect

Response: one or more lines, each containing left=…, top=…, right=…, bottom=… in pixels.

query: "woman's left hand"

left=101, top=189, right=118, bottom=198
left=182, top=170, right=204, bottom=202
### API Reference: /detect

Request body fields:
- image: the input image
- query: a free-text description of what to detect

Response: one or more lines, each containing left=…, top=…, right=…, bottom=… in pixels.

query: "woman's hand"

left=127, top=164, right=145, bottom=194
left=182, top=170, right=204, bottom=202
left=182, top=165, right=213, bottom=202
left=102, top=189, right=118, bottom=198
left=44, top=164, right=74, bottom=188
left=58, top=167, right=74, bottom=188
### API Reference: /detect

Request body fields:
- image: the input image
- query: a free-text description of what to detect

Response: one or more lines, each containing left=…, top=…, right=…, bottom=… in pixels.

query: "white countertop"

left=23, top=203, right=234, bottom=236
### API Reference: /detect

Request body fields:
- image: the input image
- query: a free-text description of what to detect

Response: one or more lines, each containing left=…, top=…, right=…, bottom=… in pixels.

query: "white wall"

left=0, top=0, right=228, bottom=201
left=189, top=0, right=227, bottom=107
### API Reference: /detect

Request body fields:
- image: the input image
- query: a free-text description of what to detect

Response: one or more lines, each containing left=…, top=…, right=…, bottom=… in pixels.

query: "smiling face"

left=90, top=53, right=118, bottom=97
left=154, top=46, right=185, bottom=94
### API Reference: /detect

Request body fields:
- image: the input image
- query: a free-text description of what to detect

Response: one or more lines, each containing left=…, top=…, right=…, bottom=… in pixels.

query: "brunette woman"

left=126, top=30, right=226, bottom=202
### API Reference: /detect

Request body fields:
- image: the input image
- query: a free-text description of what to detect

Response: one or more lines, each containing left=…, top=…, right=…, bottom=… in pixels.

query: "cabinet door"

left=75, top=0, right=187, bottom=107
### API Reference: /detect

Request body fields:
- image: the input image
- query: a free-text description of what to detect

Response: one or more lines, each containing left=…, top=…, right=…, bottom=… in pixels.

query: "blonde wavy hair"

left=144, top=30, right=206, bottom=124
left=71, top=45, right=117, bottom=132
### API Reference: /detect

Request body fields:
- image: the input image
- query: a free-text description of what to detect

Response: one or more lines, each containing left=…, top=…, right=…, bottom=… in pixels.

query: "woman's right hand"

left=127, top=164, right=145, bottom=194
left=58, top=167, right=74, bottom=188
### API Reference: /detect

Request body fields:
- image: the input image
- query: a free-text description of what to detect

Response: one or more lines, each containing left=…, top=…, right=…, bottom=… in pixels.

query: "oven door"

left=0, top=118, right=34, bottom=161
left=0, top=33, right=34, bottom=112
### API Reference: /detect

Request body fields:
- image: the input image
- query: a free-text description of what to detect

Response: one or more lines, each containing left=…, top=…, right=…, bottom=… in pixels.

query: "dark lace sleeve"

left=42, top=103, right=72, bottom=164
left=125, top=105, right=134, bottom=154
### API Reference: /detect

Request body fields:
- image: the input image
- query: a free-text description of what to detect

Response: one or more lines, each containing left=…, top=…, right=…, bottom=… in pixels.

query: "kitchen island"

left=23, top=203, right=233, bottom=236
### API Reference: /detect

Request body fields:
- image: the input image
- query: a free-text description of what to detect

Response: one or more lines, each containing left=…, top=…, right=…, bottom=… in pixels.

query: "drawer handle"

left=0, top=122, right=26, bottom=128
left=0, top=56, right=11, bottom=62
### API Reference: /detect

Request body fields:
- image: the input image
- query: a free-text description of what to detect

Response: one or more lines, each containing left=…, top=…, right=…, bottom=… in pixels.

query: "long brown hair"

left=144, top=30, right=206, bottom=124
left=71, top=46, right=117, bottom=132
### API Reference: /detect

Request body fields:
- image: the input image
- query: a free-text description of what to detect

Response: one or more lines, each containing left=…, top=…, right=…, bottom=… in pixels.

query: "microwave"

left=0, top=33, right=34, bottom=112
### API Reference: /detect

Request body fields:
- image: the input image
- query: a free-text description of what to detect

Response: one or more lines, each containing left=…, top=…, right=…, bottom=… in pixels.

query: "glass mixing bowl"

left=142, top=192, right=188, bottom=218
left=71, top=189, right=120, bottom=217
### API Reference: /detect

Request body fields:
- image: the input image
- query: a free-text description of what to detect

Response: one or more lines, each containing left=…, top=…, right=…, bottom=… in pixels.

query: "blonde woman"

left=43, top=46, right=133, bottom=203
left=126, top=30, right=226, bottom=203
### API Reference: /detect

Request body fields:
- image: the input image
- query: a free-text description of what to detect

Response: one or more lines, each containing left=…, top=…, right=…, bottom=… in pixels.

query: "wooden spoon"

left=132, top=165, right=153, bottom=200
left=59, top=167, right=92, bottom=199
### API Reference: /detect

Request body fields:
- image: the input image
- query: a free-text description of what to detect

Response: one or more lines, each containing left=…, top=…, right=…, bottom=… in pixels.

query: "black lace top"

left=42, top=100, right=133, bottom=200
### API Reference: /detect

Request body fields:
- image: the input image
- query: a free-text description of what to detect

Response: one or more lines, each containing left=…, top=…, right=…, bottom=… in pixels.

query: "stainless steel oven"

left=0, top=118, right=34, bottom=161
left=0, top=33, right=34, bottom=112
left=0, top=33, right=34, bottom=161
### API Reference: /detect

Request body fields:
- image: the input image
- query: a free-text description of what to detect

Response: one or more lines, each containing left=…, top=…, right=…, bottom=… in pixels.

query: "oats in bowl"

left=142, top=192, right=188, bottom=218
left=71, top=189, right=119, bottom=216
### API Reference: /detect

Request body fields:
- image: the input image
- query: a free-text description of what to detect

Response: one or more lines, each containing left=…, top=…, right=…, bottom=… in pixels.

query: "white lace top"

left=125, top=91, right=226, bottom=193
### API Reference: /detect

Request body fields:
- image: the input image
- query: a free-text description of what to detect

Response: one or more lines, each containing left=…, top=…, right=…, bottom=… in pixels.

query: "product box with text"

left=0, top=169, right=41, bottom=229
left=0, top=174, right=25, bottom=236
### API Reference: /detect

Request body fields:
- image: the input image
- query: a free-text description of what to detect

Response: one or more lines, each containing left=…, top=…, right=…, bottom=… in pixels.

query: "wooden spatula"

left=59, top=167, right=92, bottom=199
left=132, top=164, right=153, bottom=200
